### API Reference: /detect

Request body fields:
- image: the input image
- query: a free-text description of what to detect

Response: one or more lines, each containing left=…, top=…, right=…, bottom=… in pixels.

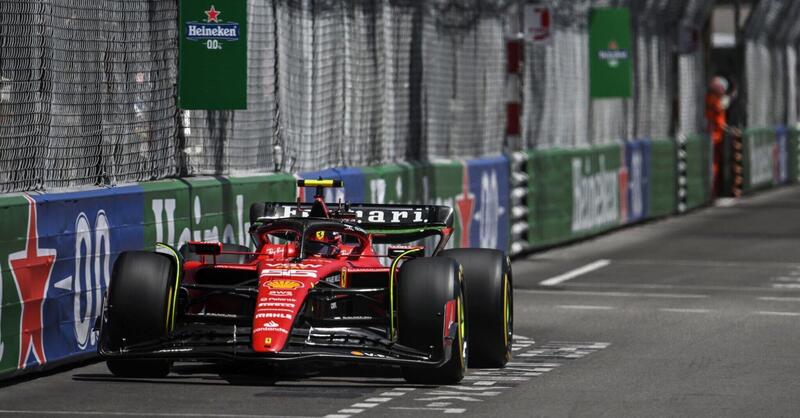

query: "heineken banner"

left=589, top=8, right=632, bottom=98
left=179, top=0, right=247, bottom=109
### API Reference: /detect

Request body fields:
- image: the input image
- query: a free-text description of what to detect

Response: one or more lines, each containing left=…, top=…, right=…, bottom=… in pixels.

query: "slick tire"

left=440, top=249, right=513, bottom=368
left=104, top=251, right=175, bottom=378
left=397, top=258, right=467, bottom=385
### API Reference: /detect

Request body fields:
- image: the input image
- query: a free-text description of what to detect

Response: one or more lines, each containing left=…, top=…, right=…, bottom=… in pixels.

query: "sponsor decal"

left=262, top=297, right=295, bottom=303
left=264, top=263, right=322, bottom=269
left=323, top=274, right=341, bottom=284
left=571, top=155, right=619, bottom=233
left=598, top=40, right=629, bottom=68
left=264, top=204, right=427, bottom=224
left=255, top=312, right=292, bottom=320
left=253, top=326, right=288, bottom=334
left=261, top=269, right=316, bottom=278
left=8, top=195, right=56, bottom=369
left=185, top=5, right=241, bottom=46
left=258, top=302, right=296, bottom=309
left=269, top=290, right=293, bottom=297
left=257, top=308, right=294, bottom=314
left=264, top=279, right=304, bottom=290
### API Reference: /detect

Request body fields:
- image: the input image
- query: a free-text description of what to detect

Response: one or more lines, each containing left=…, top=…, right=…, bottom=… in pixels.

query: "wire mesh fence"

left=743, top=0, right=800, bottom=129
left=519, top=0, right=713, bottom=150
left=0, top=0, right=729, bottom=193
left=0, top=0, right=179, bottom=193
left=0, top=0, right=510, bottom=191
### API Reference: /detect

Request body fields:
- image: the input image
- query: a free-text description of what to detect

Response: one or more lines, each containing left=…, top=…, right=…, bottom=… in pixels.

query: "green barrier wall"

left=684, top=134, right=711, bottom=210
left=526, top=144, right=623, bottom=247
left=142, top=175, right=297, bottom=251
left=649, top=139, right=677, bottom=217
left=742, top=129, right=777, bottom=192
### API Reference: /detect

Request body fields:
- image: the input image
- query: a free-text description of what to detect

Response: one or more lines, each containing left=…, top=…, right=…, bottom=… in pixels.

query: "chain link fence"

left=0, top=0, right=742, bottom=192
left=0, top=0, right=509, bottom=191
left=520, top=0, right=714, bottom=150
left=743, top=0, right=800, bottom=129
left=0, top=0, right=180, bottom=193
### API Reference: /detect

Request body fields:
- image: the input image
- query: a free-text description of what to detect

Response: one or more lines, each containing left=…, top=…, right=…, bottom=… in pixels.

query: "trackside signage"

left=589, top=8, right=632, bottom=98
left=179, top=0, right=247, bottom=109
left=571, top=155, right=619, bottom=232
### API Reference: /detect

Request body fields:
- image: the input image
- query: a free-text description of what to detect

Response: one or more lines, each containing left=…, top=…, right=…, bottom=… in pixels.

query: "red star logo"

left=455, top=166, right=475, bottom=247
left=609, top=40, right=618, bottom=50
left=9, top=195, right=56, bottom=369
left=205, top=5, right=221, bottom=23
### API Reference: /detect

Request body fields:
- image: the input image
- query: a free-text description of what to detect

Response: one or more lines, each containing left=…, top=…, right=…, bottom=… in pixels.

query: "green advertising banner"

left=649, top=138, right=677, bottom=218
left=589, top=8, right=632, bottom=98
left=179, top=0, right=247, bottom=109
left=526, top=145, right=623, bottom=247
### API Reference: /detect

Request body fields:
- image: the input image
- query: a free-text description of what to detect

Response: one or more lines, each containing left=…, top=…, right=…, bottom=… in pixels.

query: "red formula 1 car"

left=98, top=179, right=513, bottom=384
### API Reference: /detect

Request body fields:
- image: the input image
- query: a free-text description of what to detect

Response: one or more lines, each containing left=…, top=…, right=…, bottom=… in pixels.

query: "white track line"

left=0, top=412, right=313, bottom=418
left=755, top=311, right=800, bottom=317
left=658, top=308, right=713, bottom=313
left=556, top=305, right=614, bottom=310
left=758, top=296, right=800, bottom=302
left=519, top=289, right=708, bottom=299
left=539, top=259, right=610, bottom=286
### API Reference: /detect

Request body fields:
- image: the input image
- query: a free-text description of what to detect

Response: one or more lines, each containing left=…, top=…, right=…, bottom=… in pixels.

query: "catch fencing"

left=0, top=0, right=509, bottom=192
left=0, top=0, right=180, bottom=193
left=518, top=0, right=714, bottom=151
left=743, top=0, right=800, bottom=129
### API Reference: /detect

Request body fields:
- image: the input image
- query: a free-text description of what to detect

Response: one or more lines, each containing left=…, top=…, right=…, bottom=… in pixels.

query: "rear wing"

left=251, top=202, right=454, bottom=230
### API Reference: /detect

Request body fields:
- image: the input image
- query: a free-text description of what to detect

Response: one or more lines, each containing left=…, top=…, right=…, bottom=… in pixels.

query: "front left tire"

left=103, top=251, right=176, bottom=378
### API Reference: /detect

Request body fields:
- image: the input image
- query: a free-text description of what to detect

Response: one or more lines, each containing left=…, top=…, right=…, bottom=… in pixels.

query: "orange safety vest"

left=705, top=92, right=726, bottom=144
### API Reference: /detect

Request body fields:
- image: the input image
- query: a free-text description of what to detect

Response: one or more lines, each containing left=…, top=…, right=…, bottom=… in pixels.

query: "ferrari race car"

left=98, top=179, right=513, bottom=384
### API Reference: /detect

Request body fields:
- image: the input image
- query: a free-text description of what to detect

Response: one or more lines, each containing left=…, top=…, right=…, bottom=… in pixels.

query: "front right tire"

left=397, top=257, right=467, bottom=384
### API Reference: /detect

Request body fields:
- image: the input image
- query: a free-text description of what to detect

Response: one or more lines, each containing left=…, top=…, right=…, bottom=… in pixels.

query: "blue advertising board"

left=29, top=187, right=144, bottom=366
left=625, top=140, right=651, bottom=223
left=465, top=156, right=511, bottom=252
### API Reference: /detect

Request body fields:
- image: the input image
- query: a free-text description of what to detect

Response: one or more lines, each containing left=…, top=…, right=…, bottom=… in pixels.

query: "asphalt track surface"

left=3, top=186, right=800, bottom=417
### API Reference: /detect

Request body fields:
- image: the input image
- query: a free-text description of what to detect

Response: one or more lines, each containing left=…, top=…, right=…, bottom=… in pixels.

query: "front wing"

left=98, top=322, right=453, bottom=368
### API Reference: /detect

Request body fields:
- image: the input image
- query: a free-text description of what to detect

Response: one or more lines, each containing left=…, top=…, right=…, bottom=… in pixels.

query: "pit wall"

left=0, top=129, right=794, bottom=379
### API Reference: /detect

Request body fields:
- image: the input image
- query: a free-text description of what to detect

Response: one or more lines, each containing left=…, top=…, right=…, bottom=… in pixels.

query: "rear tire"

left=397, top=258, right=467, bottom=384
left=103, top=251, right=176, bottom=378
left=440, top=249, right=513, bottom=367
